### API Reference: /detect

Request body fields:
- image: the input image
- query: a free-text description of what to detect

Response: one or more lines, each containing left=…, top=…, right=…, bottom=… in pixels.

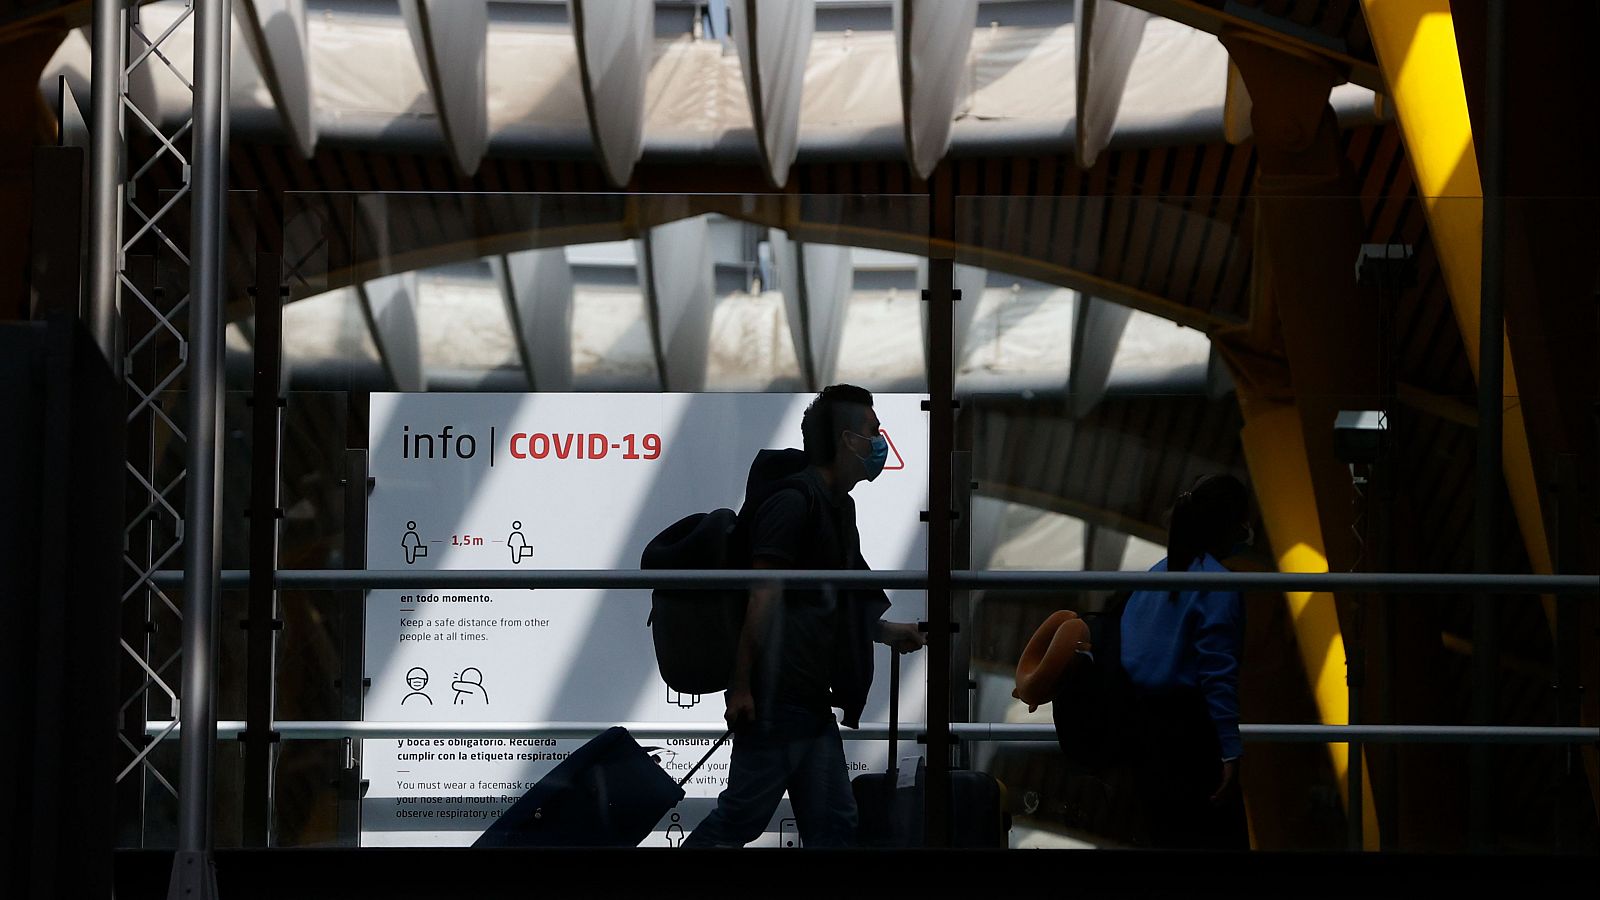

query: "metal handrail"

left=145, top=720, right=1599, bottom=746
left=147, top=568, right=1600, bottom=594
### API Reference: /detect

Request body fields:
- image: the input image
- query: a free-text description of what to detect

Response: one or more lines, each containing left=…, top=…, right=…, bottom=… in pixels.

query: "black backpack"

left=1052, top=594, right=1135, bottom=772
left=640, top=449, right=814, bottom=695
left=639, top=508, right=746, bottom=695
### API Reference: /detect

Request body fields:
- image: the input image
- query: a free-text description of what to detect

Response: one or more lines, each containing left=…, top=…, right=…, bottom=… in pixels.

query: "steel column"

left=169, top=0, right=229, bottom=894
left=924, top=257, right=955, bottom=847
left=337, top=392, right=371, bottom=845
left=1470, top=0, right=1507, bottom=852
left=1552, top=454, right=1584, bottom=850
left=87, top=0, right=123, bottom=368
left=242, top=205, right=284, bottom=846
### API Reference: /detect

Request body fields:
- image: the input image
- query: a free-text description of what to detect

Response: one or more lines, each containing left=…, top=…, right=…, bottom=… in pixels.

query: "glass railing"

left=110, top=192, right=1596, bottom=855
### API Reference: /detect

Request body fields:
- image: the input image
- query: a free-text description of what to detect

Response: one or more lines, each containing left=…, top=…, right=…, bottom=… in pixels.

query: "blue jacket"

left=1119, top=554, right=1245, bottom=760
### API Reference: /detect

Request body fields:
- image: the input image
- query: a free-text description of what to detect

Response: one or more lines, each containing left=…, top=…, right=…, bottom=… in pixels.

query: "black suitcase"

left=851, top=651, right=1010, bottom=848
left=474, top=726, right=727, bottom=848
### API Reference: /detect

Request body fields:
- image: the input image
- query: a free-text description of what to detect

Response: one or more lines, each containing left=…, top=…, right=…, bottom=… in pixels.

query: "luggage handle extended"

left=676, top=729, right=733, bottom=788
left=886, top=648, right=900, bottom=782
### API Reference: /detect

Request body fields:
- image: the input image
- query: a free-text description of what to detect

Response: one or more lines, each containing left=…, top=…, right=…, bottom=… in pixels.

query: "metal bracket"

left=166, top=850, right=218, bottom=900
left=1355, top=243, right=1418, bottom=289
left=237, top=618, right=284, bottom=632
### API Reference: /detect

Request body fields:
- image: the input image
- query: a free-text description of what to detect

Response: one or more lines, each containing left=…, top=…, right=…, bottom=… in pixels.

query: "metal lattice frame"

left=113, top=0, right=197, bottom=842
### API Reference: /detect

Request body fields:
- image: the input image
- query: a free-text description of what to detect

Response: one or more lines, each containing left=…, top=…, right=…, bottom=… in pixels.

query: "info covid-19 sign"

left=362, top=393, right=929, bottom=846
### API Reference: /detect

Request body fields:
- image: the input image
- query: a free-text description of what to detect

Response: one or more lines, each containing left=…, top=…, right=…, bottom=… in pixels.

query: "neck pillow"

left=1012, top=610, right=1091, bottom=711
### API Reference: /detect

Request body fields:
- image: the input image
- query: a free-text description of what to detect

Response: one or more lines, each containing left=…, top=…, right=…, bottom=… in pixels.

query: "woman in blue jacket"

left=1120, top=474, right=1251, bottom=849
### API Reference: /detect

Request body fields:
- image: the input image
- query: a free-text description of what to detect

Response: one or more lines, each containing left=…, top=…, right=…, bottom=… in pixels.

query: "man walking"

left=684, top=385, right=926, bottom=848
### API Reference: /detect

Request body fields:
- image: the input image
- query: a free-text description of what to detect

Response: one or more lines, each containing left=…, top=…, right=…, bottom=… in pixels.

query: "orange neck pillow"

left=1013, top=610, right=1092, bottom=712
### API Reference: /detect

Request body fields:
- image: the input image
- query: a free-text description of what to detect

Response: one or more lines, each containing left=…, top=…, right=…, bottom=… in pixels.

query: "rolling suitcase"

left=851, top=651, right=1010, bottom=848
left=474, top=726, right=728, bottom=848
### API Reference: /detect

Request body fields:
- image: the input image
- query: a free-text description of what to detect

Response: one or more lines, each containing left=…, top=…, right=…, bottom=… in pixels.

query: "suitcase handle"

left=886, top=648, right=899, bottom=781
left=676, top=729, right=732, bottom=788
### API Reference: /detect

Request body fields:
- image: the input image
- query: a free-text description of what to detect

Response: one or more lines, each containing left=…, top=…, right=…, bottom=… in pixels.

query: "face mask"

left=1240, top=523, right=1254, bottom=549
left=849, top=431, right=890, bottom=482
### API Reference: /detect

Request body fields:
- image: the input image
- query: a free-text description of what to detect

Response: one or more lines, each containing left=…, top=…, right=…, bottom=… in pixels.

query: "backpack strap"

left=1088, top=591, right=1131, bottom=671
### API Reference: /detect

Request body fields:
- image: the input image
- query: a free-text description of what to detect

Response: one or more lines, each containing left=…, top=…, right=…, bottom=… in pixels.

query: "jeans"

left=683, top=703, right=857, bottom=848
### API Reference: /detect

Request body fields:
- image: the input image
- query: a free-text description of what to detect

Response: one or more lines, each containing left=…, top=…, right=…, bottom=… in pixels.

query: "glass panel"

left=949, top=193, right=1585, bottom=854
left=115, top=191, right=1588, bottom=856
left=253, top=193, right=935, bottom=848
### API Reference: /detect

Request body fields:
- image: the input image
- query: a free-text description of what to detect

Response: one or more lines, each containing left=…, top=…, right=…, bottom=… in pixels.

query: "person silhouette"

left=402, top=522, right=427, bottom=565
left=666, top=813, right=685, bottom=848
left=508, top=521, right=532, bottom=564
left=401, top=667, right=432, bottom=705
left=453, top=667, right=489, bottom=705
left=1119, top=474, right=1252, bottom=850
left=682, top=385, right=925, bottom=850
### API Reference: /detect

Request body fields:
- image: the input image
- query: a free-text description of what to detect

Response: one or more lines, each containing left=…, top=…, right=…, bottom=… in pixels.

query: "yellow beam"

left=1238, top=397, right=1380, bottom=850
left=1355, top=16, right=1599, bottom=819
left=1358, top=0, right=1553, bottom=587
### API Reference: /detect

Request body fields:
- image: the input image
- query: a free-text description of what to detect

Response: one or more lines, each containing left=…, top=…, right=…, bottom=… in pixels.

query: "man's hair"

left=801, top=384, right=874, bottom=465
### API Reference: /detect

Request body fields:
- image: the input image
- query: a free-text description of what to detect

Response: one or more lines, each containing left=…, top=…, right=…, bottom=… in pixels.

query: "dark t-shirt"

left=747, top=468, right=862, bottom=713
